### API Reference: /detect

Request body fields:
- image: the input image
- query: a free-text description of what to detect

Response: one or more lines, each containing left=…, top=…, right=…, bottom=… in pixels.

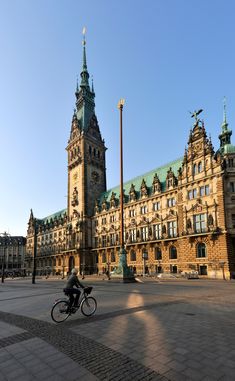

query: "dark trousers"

left=65, top=288, right=81, bottom=307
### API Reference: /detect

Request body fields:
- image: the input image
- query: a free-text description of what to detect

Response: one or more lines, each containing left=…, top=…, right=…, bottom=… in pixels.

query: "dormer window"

left=166, top=167, right=177, bottom=189
left=129, top=184, right=137, bottom=202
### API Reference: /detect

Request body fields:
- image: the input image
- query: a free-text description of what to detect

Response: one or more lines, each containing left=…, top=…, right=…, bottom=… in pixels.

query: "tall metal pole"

left=32, top=219, right=37, bottom=284
left=118, top=99, right=125, bottom=251
left=1, top=243, right=6, bottom=283
left=112, top=100, right=134, bottom=282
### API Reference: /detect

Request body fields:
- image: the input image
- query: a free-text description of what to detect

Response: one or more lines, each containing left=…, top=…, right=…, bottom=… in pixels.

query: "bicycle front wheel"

left=51, top=300, right=70, bottom=323
left=81, top=296, right=97, bottom=316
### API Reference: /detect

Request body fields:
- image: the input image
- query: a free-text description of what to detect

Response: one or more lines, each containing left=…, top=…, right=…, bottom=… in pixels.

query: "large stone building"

left=25, top=37, right=235, bottom=280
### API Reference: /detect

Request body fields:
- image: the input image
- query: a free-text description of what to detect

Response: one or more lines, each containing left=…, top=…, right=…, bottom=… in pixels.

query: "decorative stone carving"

left=129, top=184, right=137, bottom=202
left=94, top=199, right=100, bottom=214
left=101, top=196, right=108, bottom=211
left=71, top=187, right=78, bottom=207
left=152, top=173, right=161, bottom=193
left=140, top=179, right=148, bottom=197
left=166, top=167, right=177, bottom=189
left=110, top=192, right=117, bottom=208
left=208, top=214, right=214, bottom=227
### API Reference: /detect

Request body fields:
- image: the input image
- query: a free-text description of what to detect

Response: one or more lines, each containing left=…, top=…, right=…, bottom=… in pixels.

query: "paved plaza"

left=0, top=276, right=235, bottom=380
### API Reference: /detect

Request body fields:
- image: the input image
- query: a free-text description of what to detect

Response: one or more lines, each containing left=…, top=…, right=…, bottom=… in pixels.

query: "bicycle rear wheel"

left=51, top=300, right=70, bottom=323
left=81, top=296, right=97, bottom=316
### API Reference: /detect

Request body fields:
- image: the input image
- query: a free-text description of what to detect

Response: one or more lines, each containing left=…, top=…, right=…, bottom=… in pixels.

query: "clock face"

left=91, top=171, right=100, bottom=184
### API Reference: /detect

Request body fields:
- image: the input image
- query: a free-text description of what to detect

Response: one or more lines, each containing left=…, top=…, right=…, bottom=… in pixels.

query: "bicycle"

left=51, top=286, right=97, bottom=323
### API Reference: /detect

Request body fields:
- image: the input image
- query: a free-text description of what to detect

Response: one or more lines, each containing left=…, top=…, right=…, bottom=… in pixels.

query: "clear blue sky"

left=1, top=0, right=235, bottom=236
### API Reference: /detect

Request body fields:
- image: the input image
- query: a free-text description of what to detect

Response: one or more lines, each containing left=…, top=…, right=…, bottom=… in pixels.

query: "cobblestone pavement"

left=0, top=278, right=235, bottom=380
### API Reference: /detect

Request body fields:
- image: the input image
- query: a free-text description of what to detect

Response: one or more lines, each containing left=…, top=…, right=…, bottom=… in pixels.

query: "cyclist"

left=63, top=268, right=85, bottom=310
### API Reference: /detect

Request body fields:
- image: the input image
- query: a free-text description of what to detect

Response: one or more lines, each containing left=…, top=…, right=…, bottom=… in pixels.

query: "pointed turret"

left=80, top=29, right=90, bottom=89
left=73, top=27, right=96, bottom=131
left=219, top=97, right=232, bottom=148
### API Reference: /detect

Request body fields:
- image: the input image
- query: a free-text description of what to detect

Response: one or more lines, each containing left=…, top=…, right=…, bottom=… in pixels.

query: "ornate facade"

left=0, top=235, right=26, bottom=276
left=25, top=39, right=235, bottom=280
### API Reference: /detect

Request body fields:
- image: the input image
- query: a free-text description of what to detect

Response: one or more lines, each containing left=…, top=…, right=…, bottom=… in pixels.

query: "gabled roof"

left=99, top=157, right=183, bottom=203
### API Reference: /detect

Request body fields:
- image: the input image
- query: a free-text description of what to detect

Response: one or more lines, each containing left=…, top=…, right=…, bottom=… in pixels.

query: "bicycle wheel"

left=51, top=300, right=70, bottom=323
left=81, top=296, right=97, bottom=316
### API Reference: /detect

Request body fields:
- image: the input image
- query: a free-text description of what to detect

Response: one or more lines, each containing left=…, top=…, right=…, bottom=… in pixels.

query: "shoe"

left=71, top=307, right=77, bottom=314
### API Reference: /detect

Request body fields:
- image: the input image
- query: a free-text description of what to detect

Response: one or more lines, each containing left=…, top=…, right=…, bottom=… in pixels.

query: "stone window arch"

left=169, top=245, right=177, bottom=260
left=197, top=243, right=207, bottom=258
left=155, top=247, right=162, bottom=260
left=102, top=251, right=107, bottom=263
left=111, top=250, right=115, bottom=263
left=130, top=250, right=136, bottom=261
left=193, top=163, right=197, bottom=175
left=198, top=161, right=202, bottom=173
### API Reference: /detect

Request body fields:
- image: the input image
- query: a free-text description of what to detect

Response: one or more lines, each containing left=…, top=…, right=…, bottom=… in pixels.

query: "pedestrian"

left=63, top=268, right=85, bottom=310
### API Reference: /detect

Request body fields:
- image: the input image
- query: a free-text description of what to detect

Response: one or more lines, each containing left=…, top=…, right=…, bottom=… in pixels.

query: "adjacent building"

left=0, top=235, right=26, bottom=276
left=25, top=37, right=235, bottom=280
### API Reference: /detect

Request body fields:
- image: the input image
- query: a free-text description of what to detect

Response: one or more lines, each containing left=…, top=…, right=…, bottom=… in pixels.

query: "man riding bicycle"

left=63, top=268, right=85, bottom=309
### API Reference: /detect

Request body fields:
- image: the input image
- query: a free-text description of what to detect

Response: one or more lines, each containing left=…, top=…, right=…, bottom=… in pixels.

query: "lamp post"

left=119, top=98, right=125, bottom=254
left=62, top=253, right=65, bottom=279
left=32, top=218, right=37, bottom=284
left=118, top=99, right=128, bottom=272
left=112, top=99, right=135, bottom=282
left=106, top=250, right=111, bottom=280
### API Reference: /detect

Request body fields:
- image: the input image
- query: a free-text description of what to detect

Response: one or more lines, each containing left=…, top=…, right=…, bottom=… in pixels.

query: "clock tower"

left=66, top=31, right=106, bottom=271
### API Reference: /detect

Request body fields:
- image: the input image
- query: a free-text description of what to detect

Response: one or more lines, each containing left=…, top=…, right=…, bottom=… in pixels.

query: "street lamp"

left=112, top=99, right=135, bottom=282
left=118, top=98, right=125, bottom=254
left=32, top=218, right=37, bottom=284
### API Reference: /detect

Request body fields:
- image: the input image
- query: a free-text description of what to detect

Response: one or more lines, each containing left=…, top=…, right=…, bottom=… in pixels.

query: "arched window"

left=198, top=162, right=202, bottom=173
left=111, top=250, right=115, bottom=262
left=155, top=247, right=162, bottom=260
left=102, top=251, right=107, bottom=263
left=193, top=163, right=197, bottom=175
left=197, top=243, right=207, bottom=258
left=130, top=250, right=136, bottom=261
left=169, top=246, right=177, bottom=259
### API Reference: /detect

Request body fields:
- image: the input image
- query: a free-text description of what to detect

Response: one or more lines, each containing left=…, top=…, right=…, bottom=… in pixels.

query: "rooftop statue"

left=190, top=109, right=203, bottom=123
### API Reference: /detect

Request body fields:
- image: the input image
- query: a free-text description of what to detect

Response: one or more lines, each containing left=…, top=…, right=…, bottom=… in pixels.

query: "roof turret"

left=218, top=97, right=234, bottom=154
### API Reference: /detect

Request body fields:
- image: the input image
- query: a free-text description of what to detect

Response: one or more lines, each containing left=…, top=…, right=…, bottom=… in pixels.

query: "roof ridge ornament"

left=223, top=96, right=227, bottom=125
left=190, top=109, right=203, bottom=125
left=82, top=26, right=86, bottom=46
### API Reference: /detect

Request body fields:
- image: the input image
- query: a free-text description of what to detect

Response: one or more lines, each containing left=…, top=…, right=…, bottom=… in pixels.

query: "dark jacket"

left=65, top=274, right=84, bottom=289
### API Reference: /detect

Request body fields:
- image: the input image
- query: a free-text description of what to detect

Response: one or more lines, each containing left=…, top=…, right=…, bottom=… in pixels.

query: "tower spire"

left=222, top=96, right=228, bottom=131
left=73, top=27, right=96, bottom=131
left=80, top=27, right=90, bottom=89
left=219, top=96, right=232, bottom=148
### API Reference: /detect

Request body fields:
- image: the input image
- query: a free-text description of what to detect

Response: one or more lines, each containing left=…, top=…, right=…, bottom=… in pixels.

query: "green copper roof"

left=40, top=209, right=67, bottom=224
left=221, top=144, right=235, bottom=154
left=100, top=157, right=183, bottom=204
left=219, top=97, right=232, bottom=148
left=75, top=35, right=96, bottom=131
